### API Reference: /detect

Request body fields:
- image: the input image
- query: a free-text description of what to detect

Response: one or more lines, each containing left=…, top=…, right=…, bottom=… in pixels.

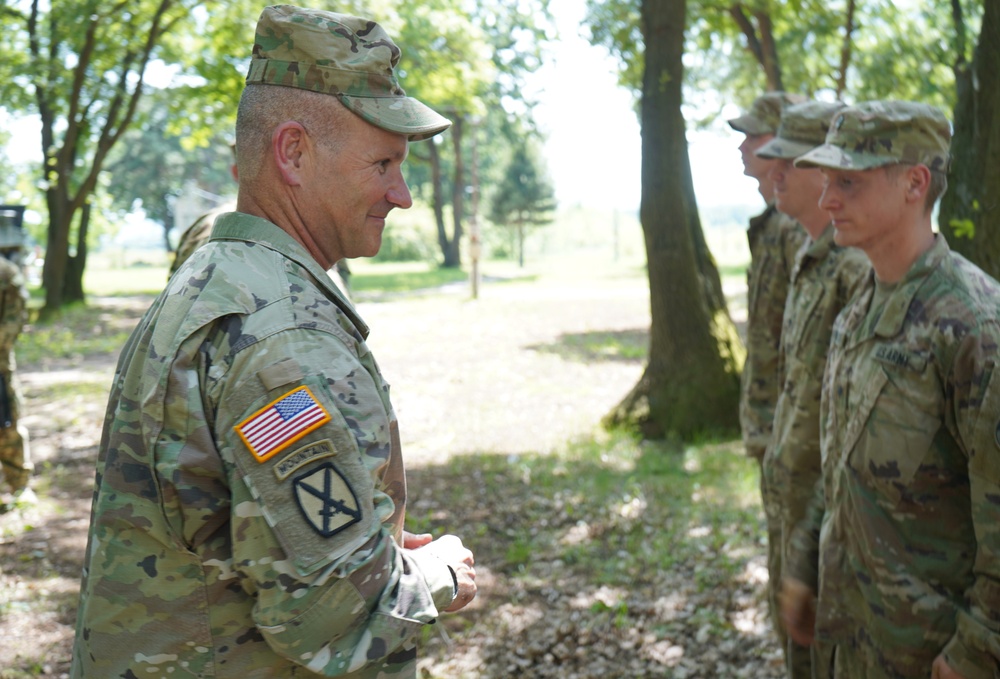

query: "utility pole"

left=468, top=118, right=482, bottom=299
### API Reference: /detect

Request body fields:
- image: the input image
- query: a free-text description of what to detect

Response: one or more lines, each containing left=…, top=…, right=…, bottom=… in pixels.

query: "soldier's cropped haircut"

left=235, top=84, right=351, bottom=183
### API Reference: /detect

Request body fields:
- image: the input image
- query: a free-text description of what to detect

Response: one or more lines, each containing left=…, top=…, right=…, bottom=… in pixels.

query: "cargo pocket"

left=845, top=363, right=939, bottom=507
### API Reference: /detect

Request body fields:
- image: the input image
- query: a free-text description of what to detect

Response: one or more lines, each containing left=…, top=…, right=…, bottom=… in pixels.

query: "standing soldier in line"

left=728, top=91, right=807, bottom=646
left=0, top=216, right=30, bottom=506
left=754, top=100, right=869, bottom=678
left=782, top=101, right=1000, bottom=678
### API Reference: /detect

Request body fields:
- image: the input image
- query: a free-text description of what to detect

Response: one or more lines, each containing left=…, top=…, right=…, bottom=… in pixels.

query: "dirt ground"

left=0, top=264, right=776, bottom=678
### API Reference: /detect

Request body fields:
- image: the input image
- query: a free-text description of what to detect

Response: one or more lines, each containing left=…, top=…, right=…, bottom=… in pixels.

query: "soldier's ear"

left=904, top=164, right=931, bottom=205
left=273, top=121, right=307, bottom=186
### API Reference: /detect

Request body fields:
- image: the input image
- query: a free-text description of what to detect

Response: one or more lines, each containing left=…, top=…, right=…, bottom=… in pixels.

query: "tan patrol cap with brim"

left=755, top=101, right=846, bottom=160
left=245, top=4, right=451, bottom=141
left=794, top=100, right=951, bottom=172
left=727, top=91, right=809, bottom=136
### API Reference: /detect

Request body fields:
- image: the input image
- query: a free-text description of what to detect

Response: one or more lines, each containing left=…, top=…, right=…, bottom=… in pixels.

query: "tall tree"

left=2, top=0, right=183, bottom=314
left=939, top=0, right=1000, bottom=278
left=603, top=0, right=741, bottom=438
left=487, top=138, right=556, bottom=267
left=0, top=0, right=264, bottom=315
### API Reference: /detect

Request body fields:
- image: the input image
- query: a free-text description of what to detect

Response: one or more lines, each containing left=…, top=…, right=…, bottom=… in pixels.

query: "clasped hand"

left=404, top=532, right=477, bottom=612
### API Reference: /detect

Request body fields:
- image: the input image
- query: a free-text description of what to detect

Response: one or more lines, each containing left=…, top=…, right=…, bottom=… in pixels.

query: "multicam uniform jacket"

left=741, top=205, right=807, bottom=460
left=72, top=213, right=456, bottom=678
left=762, top=227, right=868, bottom=533
left=0, top=255, right=27, bottom=490
left=789, top=236, right=1000, bottom=678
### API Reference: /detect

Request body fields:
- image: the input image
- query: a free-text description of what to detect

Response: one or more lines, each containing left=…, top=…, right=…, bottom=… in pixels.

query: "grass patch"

left=84, top=264, right=170, bottom=296
left=407, top=429, right=762, bottom=593
left=349, top=262, right=469, bottom=295
left=717, top=263, right=748, bottom=280
left=18, top=303, right=135, bottom=364
left=529, top=329, right=648, bottom=363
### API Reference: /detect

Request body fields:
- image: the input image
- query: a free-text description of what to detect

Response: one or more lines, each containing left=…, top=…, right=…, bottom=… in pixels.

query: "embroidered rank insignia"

left=235, top=386, right=331, bottom=463
left=293, top=462, right=362, bottom=537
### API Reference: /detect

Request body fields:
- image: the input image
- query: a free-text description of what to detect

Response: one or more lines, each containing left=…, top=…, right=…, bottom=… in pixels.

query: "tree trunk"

left=41, top=178, right=71, bottom=316
left=62, top=201, right=90, bottom=304
left=939, top=0, right=1000, bottom=279
left=836, top=0, right=857, bottom=99
left=428, top=139, right=449, bottom=265
left=517, top=218, right=525, bottom=268
left=605, top=0, right=742, bottom=440
left=729, top=4, right=782, bottom=90
left=444, top=116, right=465, bottom=268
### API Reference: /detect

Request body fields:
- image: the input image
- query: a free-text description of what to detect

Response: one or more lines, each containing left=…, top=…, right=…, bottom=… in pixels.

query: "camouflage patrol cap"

left=794, top=100, right=951, bottom=171
left=245, top=5, right=451, bottom=141
left=728, top=92, right=809, bottom=136
left=755, top=101, right=845, bottom=160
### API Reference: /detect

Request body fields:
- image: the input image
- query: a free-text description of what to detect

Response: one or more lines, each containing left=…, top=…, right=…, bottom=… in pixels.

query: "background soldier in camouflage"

left=728, top=90, right=807, bottom=649
left=169, top=145, right=236, bottom=277
left=168, top=144, right=353, bottom=297
left=782, top=101, right=1000, bottom=679
left=72, top=6, right=475, bottom=677
left=0, top=223, right=29, bottom=504
left=754, top=100, right=869, bottom=678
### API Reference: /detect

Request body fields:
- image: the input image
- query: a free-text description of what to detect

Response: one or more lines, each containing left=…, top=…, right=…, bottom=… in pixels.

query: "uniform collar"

left=870, top=234, right=950, bottom=339
left=803, top=223, right=836, bottom=260
left=209, top=212, right=370, bottom=338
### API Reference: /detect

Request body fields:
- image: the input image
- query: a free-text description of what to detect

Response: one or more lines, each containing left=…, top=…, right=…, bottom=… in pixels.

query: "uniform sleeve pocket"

left=967, top=363, right=1000, bottom=485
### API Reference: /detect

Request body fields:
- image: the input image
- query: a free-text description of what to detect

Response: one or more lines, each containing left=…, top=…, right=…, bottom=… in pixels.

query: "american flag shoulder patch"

left=235, top=386, right=332, bottom=463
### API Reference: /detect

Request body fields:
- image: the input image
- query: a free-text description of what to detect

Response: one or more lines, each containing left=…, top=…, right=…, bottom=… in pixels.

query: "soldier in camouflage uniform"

left=72, top=7, right=475, bottom=677
left=728, top=91, right=808, bottom=651
left=754, top=100, right=869, bottom=678
left=782, top=101, right=1000, bottom=679
left=0, top=230, right=29, bottom=501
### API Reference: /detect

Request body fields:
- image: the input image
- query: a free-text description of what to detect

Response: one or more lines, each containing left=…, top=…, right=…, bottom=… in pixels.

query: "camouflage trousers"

left=760, top=462, right=816, bottom=679
left=0, top=370, right=30, bottom=492
left=829, top=643, right=865, bottom=679
left=759, top=462, right=788, bottom=655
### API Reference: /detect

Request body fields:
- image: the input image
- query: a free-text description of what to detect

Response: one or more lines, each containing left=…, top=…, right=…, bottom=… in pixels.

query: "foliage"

left=0, top=0, right=260, bottom=313
left=585, top=0, right=982, bottom=121
left=372, top=220, right=442, bottom=264
left=486, top=137, right=557, bottom=265
left=102, top=90, right=235, bottom=239
left=395, top=0, right=554, bottom=267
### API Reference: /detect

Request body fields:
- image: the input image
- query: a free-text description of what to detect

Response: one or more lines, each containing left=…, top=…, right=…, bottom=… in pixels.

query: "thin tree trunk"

left=62, top=201, right=90, bottom=303
left=427, top=139, right=449, bottom=264
left=836, top=0, right=856, bottom=98
left=445, top=116, right=465, bottom=268
left=729, top=4, right=782, bottom=90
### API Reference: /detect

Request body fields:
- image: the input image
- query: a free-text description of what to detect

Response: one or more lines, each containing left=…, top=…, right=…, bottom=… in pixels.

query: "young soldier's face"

left=738, top=133, right=775, bottom=182
left=770, top=159, right=826, bottom=234
left=819, top=166, right=908, bottom=253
